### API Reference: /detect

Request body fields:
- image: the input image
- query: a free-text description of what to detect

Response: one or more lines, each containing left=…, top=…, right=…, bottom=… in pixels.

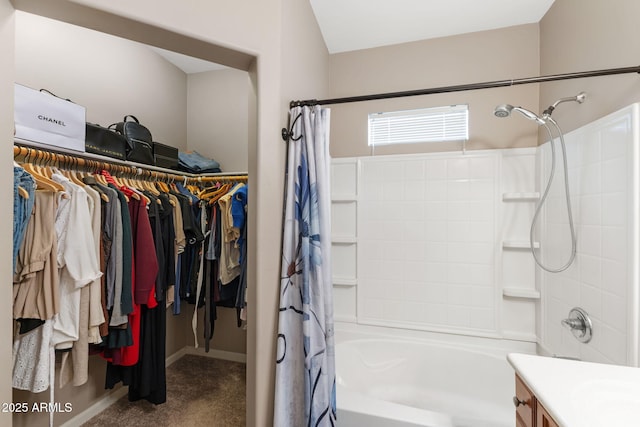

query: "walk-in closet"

left=11, top=10, right=252, bottom=427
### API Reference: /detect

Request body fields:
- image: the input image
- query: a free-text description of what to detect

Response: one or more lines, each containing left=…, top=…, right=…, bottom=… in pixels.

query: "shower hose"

left=529, top=117, right=577, bottom=273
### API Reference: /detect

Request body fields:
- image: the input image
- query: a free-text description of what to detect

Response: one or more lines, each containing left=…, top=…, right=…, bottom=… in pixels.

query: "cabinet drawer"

left=515, top=374, right=535, bottom=427
left=536, top=401, right=560, bottom=427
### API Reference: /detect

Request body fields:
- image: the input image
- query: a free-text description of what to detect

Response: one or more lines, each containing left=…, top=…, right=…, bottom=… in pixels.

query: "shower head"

left=543, top=92, right=587, bottom=117
left=494, top=104, right=512, bottom=118
left=494, top=104, right=546, bottom=125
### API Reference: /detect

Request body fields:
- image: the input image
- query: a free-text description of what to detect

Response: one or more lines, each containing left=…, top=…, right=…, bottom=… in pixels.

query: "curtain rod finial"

left=281, top=127, right=292, bottom=141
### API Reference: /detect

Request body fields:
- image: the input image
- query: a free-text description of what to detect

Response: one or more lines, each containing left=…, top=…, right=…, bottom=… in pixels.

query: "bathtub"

left=336, top=325, right=535, bottom=427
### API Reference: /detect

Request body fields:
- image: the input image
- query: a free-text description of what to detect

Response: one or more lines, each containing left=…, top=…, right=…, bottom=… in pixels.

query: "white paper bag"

left=14, top=83, right=86, bottom=152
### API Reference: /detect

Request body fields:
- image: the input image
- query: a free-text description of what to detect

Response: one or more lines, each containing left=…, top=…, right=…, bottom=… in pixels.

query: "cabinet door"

left=515, top=374, right=535, bottom=427
left=536, top=401, right=559, bottom=427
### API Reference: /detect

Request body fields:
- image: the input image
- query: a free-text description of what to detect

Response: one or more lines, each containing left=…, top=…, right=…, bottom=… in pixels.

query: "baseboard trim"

left=60, top=346, right=243, bottom=427
left=165, top=347, right=188, bottom=367
left=59, top=386, right=128, bottom=427
left=182, top=346, right=247, bottom=363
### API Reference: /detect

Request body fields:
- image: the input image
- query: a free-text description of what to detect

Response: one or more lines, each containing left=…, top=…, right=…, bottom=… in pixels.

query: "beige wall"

left=0, top=1, right=14, bottom=426
left=328, top=24, right=541, bottom=158
left=193, top=309, right=247, bottom=354
left=15, top=11, right=188, bottom=150
left=539, top=0, right=640, bottom=139
left=187, top=68, right=249, bottom=171
left=186, top=67, right=250, bottom=355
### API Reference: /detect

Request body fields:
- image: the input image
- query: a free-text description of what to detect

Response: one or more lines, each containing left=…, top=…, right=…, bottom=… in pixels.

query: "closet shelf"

left=502, top=240, right=539, bottom=249
left=502, top=192, right=540, bottom=201
left=502, top=287, right=541, bottom=300
left=14, top=138, right=248, bottom=178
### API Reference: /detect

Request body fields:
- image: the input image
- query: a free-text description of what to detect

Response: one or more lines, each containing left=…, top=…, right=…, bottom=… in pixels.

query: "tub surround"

left=335, top=324, right=536, bottom=427
left=508, top=353, right=640, bottom=427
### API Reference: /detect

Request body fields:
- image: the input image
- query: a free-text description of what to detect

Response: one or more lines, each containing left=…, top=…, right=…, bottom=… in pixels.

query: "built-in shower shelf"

left=502, top=192, right=540, bottom=201
left=502, top=240, right=540, bottom=249
left=502, top=287, right=541, bottom=300
left=332, top=236, right=357, bottom=244
left=332, top=195, right=357, bottom=202
left=333, top=277, right=357, bottom=287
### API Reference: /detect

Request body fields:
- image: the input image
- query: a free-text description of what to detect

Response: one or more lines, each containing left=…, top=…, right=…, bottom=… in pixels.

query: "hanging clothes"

left=58, top=178, right=105, bottom=388
left=12, top=190, right=59, bottom=392
left=128, top=194, right=167, bottom=404
left=13, top=190, right=59, bottom=328
left=50, top=173, right=102, bottom=351
left=46, top=173, right=102, bottom=407
left=13, top=163, right=35, bottom=273
left=11, top=147, right=248, bottom=414
left=193, top=182, right=249, bottom=351
left=105, top=195, right=158, bottom=388
left=102, top=183, right=134, bottom=350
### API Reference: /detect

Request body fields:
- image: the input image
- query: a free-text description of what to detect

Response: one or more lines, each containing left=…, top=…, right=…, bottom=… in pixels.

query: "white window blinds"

left=368, top=104, right=468, bottom=146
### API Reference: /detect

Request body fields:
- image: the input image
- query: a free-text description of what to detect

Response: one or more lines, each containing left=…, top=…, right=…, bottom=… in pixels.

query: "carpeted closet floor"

left=83, top=355, right=246, bottom=427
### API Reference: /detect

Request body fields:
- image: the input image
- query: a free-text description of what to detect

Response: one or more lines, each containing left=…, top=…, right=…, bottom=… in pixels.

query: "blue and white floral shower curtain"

left=274, top=105, right=336, bottom=426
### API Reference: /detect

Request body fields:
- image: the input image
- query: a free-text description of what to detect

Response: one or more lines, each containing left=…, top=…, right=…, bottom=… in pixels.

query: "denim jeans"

left=13, top=166, right=35, bottom=273
left=178, top=151, right=221, bottom=173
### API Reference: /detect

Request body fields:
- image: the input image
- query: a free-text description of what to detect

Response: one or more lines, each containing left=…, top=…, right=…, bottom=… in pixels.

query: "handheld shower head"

left=494, top=104, right=513, bottom=118
left=543, top=92, right=587, bottom=117
left=494, top=104, right=545, bottom=125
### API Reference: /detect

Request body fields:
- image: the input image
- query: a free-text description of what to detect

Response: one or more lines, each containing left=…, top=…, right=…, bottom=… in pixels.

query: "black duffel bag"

left=112, top=115, right=154, bottom=165
left=85, top=122, right=127, bottom=160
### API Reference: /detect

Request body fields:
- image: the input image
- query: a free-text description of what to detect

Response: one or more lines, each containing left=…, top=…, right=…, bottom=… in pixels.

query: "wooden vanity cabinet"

left=515, top=374, right=560, bottom=427
left=536, top=401, right=560, bottom=427
left=515, top=374, right=535, bottom=427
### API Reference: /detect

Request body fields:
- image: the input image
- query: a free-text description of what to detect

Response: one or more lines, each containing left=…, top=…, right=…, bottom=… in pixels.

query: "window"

left=368, top=104, right=468, bottom=146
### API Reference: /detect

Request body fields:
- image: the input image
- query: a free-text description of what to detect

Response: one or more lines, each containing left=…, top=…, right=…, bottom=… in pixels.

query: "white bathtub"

left=336, top=326, right=534, bottom=427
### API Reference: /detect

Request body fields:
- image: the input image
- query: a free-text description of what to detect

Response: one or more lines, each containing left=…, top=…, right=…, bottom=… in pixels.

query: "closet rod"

left=14, top=143, right=247, bottom=185
left=289, top=64, right=640, bottom=108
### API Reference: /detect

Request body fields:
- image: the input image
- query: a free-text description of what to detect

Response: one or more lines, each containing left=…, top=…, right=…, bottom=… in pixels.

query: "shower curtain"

left=274, top=105, right=336, bottom=426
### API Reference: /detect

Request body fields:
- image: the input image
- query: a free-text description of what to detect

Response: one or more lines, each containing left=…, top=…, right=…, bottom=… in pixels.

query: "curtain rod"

left=289, top=65, right=640, bottom=108
left=14, top=141, right=247, bottom=184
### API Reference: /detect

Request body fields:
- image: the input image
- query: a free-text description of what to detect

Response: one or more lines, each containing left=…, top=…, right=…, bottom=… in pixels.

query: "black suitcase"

left=153, top=141, right=179, bottom=169
left=85, top=122, right=127, bottom=160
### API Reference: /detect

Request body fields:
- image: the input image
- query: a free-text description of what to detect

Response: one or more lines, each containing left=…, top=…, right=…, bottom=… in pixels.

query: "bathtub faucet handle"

left=561, top=307, right=593, bottom=343
left=561, top=318, right=584, bottom=330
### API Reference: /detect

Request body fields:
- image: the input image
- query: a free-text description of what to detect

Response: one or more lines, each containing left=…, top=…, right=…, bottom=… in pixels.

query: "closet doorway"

left=11, top=9, right=254, bottom=427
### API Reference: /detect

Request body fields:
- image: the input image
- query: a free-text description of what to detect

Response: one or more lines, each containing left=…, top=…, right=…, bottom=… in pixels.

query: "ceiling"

left=150, top=46, right=227, bottom=74
left=310, top=0, right=556, bottom=53
left=153, top=0, right=556, bottom=73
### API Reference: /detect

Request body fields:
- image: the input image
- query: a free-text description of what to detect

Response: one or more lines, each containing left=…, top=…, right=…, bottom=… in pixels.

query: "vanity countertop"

left=508, top=353, right=640, bottom=427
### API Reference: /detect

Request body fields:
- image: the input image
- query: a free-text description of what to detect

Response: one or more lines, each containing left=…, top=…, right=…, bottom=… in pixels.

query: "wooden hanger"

left=157, top=180, right=171, bottom=193
left=68, top=157, right=86, bottom=187
left=145, top=172, right=161, bottom=196
left=21, top=149, right=65, bottom=193
left=94, top=172, right=109, bottom=186
left=82, top=175, right=110, bottom=203
left=204, top=184, right=232, bottom=205
left=14, top=161, right=30, bottom=199
left=17, top=186, right=29, bottom=199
